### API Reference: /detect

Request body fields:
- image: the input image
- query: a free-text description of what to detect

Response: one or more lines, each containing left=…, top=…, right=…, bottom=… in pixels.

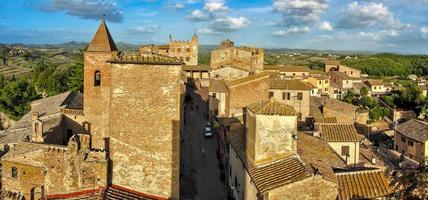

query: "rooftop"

left=182, top=65, right=211, bottom=71
left=270, top=79, right=314, bottom=90
left=247, top=100, right=297, bottom=116
left=227, top=127, right=312, bottom=193
left=331, top=71, right=352, bottom=80
left=324, top=98, right=358, bottom=114
left=225, top=72, right=270, bottom=88
left=315, top=123, right=360, bottom=142
left=365, top=79, right=384, bottom=87
left=395, top=119, right=428, bottom=142
left=264, top=65, right=310, bottom=73
left=297, top=132, right=346, bottom=183
left=86, top=20, right=118, bottom=52
left=109, top=53, right=184, bottom=65
left=313, top=117, right=338, bottom=123
left=209, top=79, right=227, bottom=93
left=336, top=170, right=392, bottom=200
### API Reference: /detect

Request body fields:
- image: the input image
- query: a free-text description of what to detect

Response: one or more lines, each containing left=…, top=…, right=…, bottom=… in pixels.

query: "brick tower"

left=84, top=20, right=118, bottom=149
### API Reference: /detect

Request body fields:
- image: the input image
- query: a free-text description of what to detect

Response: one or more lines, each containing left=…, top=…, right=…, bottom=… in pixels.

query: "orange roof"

left=247, top=100, right=297, bottom=116
left=316, top=123, right=360, bottom=142
left=337, top=170, right=392, bottom=200
left=86, top=20, right=118, bottom=52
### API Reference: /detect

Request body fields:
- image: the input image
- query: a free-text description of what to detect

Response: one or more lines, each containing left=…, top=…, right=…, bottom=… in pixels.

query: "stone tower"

left=84, top=20, right=118, bottom=149
left=245, top=100, right=298, bottom=165
left=190, top=33, right=199, bottom=65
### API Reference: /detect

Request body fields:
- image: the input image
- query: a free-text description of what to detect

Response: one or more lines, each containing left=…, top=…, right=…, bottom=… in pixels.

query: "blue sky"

left=1, top=0, right=428, bottom=54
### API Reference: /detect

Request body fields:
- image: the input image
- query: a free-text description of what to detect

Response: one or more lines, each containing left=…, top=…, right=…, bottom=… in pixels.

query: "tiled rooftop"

left=270, top=79, right=314, bottom=90
left=297, top=132, right=346, bottom=183
left=313, top=117, right=338, bottom=123
left=264, top=65, right=310, bottom=72
left=225, top=72, right=270, bottom=88
left=247, top=100, right=297, bottom=116
left=324, top=98, right=358, bottom=114
left=227, top=127, right=312, bottom=193
left=109, top=53, right=184, bottom=65
left=316, top=123, right=360, bottom=142
left=331, top=71, right=352, bottom=80
left=365, top=79, right=384, bottom=87
left=182, top=65, right=211, bottom=71
left=209, top=79, right=227, bottom=93
left=395, top=118, right=428, bottom=142
left=336, top=170, right=392, bottom=200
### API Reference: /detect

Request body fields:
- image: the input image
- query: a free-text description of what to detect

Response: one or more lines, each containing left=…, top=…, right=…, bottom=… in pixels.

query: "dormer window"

left=11, top=167, right=18, bottom=179
left=94, top=71, right=101, bottom=86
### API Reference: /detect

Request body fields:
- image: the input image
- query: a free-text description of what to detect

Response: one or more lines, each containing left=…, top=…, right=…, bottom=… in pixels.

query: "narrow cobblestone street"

left=180, top=83, right=226, bottom=200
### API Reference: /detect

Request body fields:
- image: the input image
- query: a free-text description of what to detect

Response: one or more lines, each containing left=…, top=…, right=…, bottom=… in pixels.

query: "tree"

left=360, top=86, right=369, bottom=97
left=393, top=160, right=428, bottom=199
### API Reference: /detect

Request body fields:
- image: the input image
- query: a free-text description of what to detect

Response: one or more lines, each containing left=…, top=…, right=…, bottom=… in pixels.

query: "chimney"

left=31, top=113, right=43, bottom=143
left=313, top=131, right=320, bottom=138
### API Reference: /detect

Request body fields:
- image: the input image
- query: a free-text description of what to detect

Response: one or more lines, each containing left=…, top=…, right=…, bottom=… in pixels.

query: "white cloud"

left=187, top=9, right=210, bottom=21
left=421, top=27, right=428, bottom=39
left=204, top=2, right=228, bottom=12
left=273, top=26, right=311, bottom=36
left=199, top=16, right=250, bottom=34
left=40, top=0, right=123, bottom=22
left=272, top=0, right=328, bottom=26
left=131, top=24, right=161, bottom=34
left=318, top=21, right=333, bottom=31
left=359, top=30, right=399, bottom=41
left=337, top=1, right=411, bottom=29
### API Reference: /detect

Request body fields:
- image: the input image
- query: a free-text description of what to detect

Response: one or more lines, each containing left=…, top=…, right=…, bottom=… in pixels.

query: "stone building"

left=224, top=72, right=270, bottom=117
left=306, top=75, right=330, bottom=96
left=264, top=65, right=310, bottom=79
left=324, top=61, right=361, bottom=78
left=140, top=34, right=198, bottom=66
left=0, top=20, right=184, bottom=199
left=225, top=101, right=339, bottom=200
left=210, top=65, right=250, bottom=81
left=314, top=123, right=361, bottom=166
left=211, top=39, right=264, bottom=73
left=268, top=79, right=313, bottom=120
left=394, top=118, right=428, bottom=162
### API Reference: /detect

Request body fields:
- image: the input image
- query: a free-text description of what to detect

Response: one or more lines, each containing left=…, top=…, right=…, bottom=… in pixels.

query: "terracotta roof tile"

left=225, top=72, right=270, bottom=88
left=270, top=79, right=314, bottom=90
left=86, top=20, right=118, bottom=52
left=395, top=119, right=428, bottom=142
left=227, top=127, right=311, bottom=193
left=316, top=123, right=360, bottom=142
left=337, top=170, right=392, bottom=200
left=313, top=117, right=338, bottom=123
left=365, top=79, right=383, bottom=87
left=247, top=100, right=297, bottom=116
left=209, top=79, right=227, bottom=92
left=264, top=65, right=310, bottom=72
left=324, top=99, right=358, bottom=114
left=331, top=71, right=351, bottom=80
left=297, top=132, right=346, bottom=183
left=109, top=53, right=183, bottom=65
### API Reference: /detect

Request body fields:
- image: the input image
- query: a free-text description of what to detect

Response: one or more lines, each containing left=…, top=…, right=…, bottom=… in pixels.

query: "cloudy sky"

left=1, top=0, right=428, bottom=54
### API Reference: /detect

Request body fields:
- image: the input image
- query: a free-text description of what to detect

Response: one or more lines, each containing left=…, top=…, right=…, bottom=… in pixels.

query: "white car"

left=204, top=127, right=213, bottom=137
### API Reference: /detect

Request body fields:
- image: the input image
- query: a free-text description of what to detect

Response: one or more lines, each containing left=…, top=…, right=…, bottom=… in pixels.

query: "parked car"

left=204, top=127, right=213, bottom=137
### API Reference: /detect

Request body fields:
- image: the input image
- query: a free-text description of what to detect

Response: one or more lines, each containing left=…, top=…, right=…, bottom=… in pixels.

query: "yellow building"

left=306, top=75, right=330, bottom=96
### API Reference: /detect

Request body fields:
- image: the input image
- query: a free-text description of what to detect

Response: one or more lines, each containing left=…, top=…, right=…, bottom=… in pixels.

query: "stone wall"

left=109, top=63, right=181, bottom=199
left=269, top=89, right=311, bottom=120
left=84, top=51, right=117, bottom=149
left=226, top=77, right=269, bottom=117
left=253, top=114, right=297, bottom=165
left=268, top=176, right=337, bottom=200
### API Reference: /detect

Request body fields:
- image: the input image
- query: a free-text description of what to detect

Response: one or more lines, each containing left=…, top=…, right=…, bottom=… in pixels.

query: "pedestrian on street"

left=201, top=148, right=206, bottom=158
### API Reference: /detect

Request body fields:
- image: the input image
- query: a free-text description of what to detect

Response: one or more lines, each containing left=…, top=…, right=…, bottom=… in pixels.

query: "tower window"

left=11, top=167, right=18, bottom=178
left=94, top=71, right=101, bottom=86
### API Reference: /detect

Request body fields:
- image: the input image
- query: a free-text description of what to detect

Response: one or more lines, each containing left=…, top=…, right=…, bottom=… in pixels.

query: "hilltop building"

left=0, top=20, right=184, bottom=200
left=140, top=34, right=199, bottom=66
left=211, top=39, right=264, bottom=73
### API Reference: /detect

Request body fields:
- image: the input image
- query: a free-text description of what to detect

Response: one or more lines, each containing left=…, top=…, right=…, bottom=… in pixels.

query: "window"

left=325, top=80, right=328, bottom=84
left=346, top=81, right=349, bottom=84
left=286, top=92, right=291, bottom=100
left=186, top=57, right=190, bottom=61
left=401, top=136, right=406, bottom=143
left=212, top=93, right=217, bottom=98
left=269, top=92, right=274, bottom=98
left=178, top=48, right=182, bottom=52
left=319, top=81, right=322, bottom=85
left=282, top=92, right=286, bottom=100
left=408, top=141, right=414, bottom=147
left=351, top=71, right=353, bottom=75
left=374, top=86, right=377, bottom=90
left=11, top=167, right=17, bottom=178
left=341, top=146, right=350, bottom=156
left=297, top=92, right=303, bottom=100
left=325, top=88, right=328, bottom=92
left=94, top=71, right=101, bottom=86
left=303, top=73, right=306, bottom=76
left=292, top=73, right=296, bottom=76
left=186, top=48, right=190, bottom=53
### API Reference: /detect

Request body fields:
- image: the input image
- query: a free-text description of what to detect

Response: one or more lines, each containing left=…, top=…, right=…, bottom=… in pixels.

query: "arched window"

left=94, top=71, right=101, bottom=86
left=11, top=167, right=18, bottom=178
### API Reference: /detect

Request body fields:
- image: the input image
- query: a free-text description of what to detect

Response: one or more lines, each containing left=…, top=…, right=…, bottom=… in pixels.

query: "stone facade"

left=267, top=176, right=337, bottom=200
left=225, top=74, right=270, bottom=117
left=140, top=34, right=198, bottom=66
left=211, top=39, right=264, bottom=73
left=325, top=61, right=361, bottom=78
left=245, top=109, right=297, bottom=165
left=269, top=88, right=310, bottom=120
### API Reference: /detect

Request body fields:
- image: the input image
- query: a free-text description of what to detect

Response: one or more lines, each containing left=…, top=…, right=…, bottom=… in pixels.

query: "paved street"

left=180, top=84, right=226, bottom=200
